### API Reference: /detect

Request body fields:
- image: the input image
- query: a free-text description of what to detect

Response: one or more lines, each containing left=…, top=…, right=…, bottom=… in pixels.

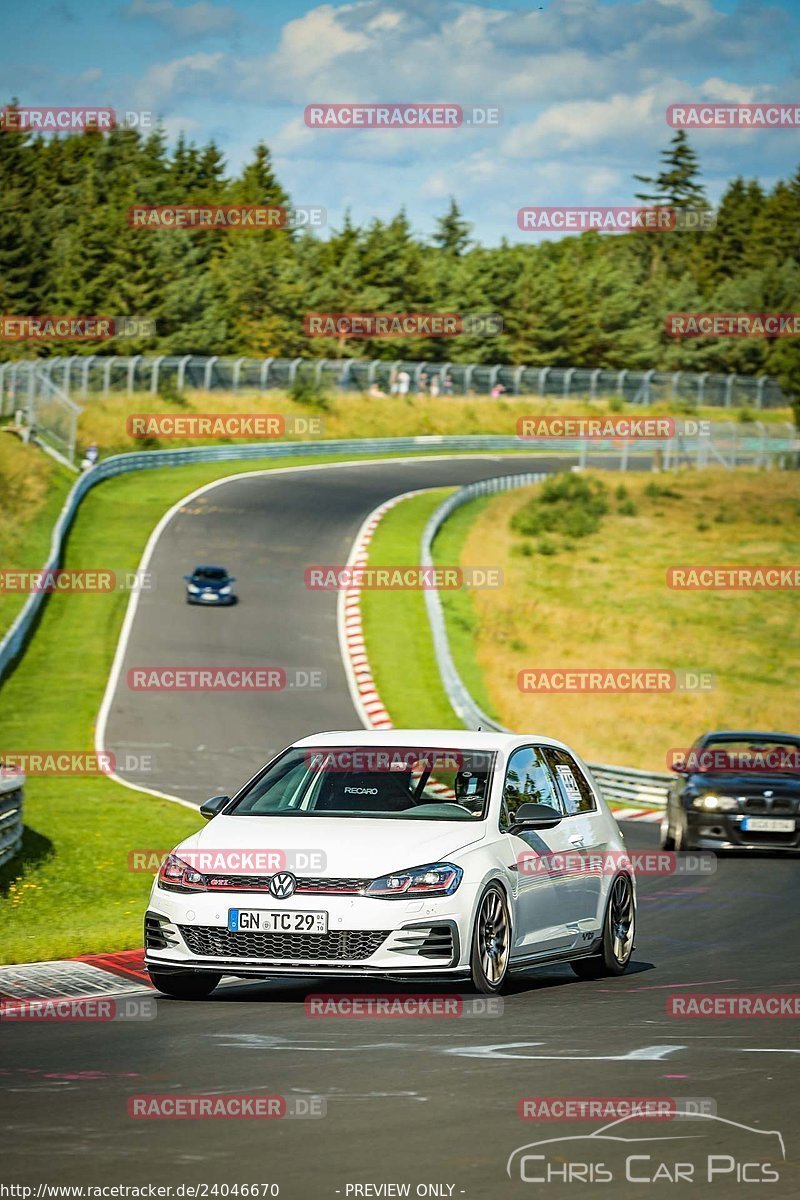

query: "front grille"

left=195, top=875, right=369, bottom=894
left=742, top=797, right=797, bottom=815
left=179, top=925, right=389, bottom=961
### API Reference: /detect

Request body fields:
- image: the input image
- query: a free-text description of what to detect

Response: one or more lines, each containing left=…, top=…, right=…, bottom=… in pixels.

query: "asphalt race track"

left=103, top=453, right=581, bottom=803
left=3, top=453, right=799, bottom=1197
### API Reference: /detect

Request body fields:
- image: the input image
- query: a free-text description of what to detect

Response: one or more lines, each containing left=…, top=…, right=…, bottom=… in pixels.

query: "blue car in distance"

left=184, top=565, right=237, bottom=606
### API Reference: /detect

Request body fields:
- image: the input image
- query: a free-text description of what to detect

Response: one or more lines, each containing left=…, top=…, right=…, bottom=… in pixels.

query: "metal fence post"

left=697, top=372, right=708, bottom=406
left=232, top=357, right=246, bottom=392
left=203, top=356, right=218, bottom=391
left=127, top=355, right=141, bottom=396
left=260, top=358, right=273, bottom=390
left=176, top=355, right=192, bottom=392
left=538, top=366, right=550, bottom=396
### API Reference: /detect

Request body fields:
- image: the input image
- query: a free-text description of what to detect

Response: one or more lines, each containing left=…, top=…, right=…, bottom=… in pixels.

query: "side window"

left=543, top=748, right=596, bottom=815
left=502, top=746, right=563, bottom=824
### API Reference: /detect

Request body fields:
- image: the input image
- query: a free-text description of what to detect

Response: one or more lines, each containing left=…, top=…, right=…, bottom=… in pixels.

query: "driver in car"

left=454, top=767, right=489, bottom=816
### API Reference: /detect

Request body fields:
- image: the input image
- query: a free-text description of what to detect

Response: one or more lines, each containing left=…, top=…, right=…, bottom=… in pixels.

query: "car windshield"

left=194, top=568, right=227, bottom=581
left=697, top=737, right=800, bottom=774
left=231, top=746, right=496, bottom=820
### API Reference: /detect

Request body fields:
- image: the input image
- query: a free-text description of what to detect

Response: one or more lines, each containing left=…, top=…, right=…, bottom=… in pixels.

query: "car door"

left=500, top=745, right=576, bottom=955
left=542, top=746, right=610, bottom=930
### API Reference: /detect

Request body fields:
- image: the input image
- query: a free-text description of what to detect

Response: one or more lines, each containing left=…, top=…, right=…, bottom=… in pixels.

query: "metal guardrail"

left=0, top=434, right=584, bottom=681
left=421, top=474, right=672, bottom=809
left=1, top=428, right=796, bottom=684
left=0, top=772, right=24, bottom=867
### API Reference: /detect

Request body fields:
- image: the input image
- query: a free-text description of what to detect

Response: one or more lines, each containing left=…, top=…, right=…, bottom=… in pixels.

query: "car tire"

left=570, top=873, right=635, bottom=979
left=469, top=883, right=511, bottom=994
left=674, top=814, right=694, bottom=851
left=148, top=969, right=221, bottom=999
left=660, top=812, right=676, bottom=850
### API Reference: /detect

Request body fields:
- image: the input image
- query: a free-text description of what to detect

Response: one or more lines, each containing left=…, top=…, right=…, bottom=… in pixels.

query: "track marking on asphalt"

left=599, top=979, right=738, bottom=991
left=210, top=1033, right=685, bottom=1062
left=441, top=1042, right=685, bottom=1061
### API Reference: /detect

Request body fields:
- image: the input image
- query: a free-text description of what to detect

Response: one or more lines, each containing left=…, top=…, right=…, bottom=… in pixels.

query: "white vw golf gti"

left=145, top=730, right=636, bottom=997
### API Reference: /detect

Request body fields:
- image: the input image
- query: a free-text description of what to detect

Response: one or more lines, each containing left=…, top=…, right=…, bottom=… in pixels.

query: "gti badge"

left=269, top=871, right=297, bottom=899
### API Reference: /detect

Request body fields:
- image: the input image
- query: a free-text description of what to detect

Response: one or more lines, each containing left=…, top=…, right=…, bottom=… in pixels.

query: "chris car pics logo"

left=507, top=1113, right=785, bottom=1185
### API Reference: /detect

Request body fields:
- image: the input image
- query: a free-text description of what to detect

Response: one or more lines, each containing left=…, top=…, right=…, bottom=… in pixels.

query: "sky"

left=2, top=0, right=800, bottom=245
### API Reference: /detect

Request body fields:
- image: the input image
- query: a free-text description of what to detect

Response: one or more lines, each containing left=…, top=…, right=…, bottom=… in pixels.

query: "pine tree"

left=432, top=198, right=473, bottom=256
left=634, top=131, right=706, bottom=207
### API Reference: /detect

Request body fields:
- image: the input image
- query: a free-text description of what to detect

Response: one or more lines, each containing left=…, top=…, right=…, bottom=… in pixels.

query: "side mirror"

left=200, top=794, right=230, bottom=821
left=183, top=575, right=192, bottom=582
left=510, top=802, right=563, bottom=830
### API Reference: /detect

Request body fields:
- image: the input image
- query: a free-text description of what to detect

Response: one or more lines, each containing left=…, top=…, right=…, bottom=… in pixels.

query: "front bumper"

left=684, top=809, right=800, bottom=851
left=145, top=886, right=470, bottom=977
left=186, top=591, right=235, bottom=605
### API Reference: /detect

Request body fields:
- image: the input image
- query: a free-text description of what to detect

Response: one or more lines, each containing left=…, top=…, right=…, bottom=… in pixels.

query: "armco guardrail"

left=421, top=474, right=672, bottom=809
left=0, top=435, right=530, bottom=680
left=4, top=428, right=768, bottom=683
left=1, top=426, right=795, bottom=683
left=0, top=772, right=24, bottom=867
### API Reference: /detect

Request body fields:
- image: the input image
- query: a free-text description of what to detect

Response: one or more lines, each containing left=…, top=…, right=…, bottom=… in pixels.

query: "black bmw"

left=662, top=730, right=800, bottom=852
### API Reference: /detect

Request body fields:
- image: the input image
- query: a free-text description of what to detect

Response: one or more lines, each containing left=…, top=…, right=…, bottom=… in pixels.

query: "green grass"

left=358, top=489, right=505, bottom=731
left=0, top=436, right=75, bottom=633
left=432, top=496, right=501, bottom=722
left=359, top=490, right=462, bottom=729
left=0, top=448, right=519, bottom=963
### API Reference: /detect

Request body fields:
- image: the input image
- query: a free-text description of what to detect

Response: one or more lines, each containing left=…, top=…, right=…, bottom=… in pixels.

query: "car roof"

left=192, top=565, right=228, bottom=573
left=292, top=728, right=574, bottom=754
left=697, top=729, right=800, bottom=745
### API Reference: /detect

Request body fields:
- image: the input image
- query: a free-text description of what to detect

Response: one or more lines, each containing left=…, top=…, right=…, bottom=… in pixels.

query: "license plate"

left=228, top=909, right=328, bottom=933
left=741, top=817, right=795, bottom=833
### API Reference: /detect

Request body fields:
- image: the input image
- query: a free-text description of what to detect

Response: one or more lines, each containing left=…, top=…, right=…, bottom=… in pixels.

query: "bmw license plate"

left=741, top=817, right=795, bottom=833
left=228, top=909, right=328, bottom=933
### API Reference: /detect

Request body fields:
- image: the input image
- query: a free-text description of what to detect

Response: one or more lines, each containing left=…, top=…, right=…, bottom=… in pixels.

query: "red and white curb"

left=338, top=490, right=429, bottom=732
left=337, top=493, right=663, bottom=823
left=0, top=949, right=152, bottom=1008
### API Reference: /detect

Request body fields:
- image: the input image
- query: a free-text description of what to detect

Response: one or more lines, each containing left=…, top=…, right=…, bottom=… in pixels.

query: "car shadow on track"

left=153, top=958, right=655, bottom=1004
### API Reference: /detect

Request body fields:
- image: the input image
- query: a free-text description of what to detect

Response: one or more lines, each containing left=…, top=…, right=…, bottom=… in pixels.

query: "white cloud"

left=125, top=0, right=237, bottom=38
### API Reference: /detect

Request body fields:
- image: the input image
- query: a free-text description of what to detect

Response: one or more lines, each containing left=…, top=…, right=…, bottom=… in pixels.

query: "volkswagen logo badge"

left=269, top=871, right=297, bottom=899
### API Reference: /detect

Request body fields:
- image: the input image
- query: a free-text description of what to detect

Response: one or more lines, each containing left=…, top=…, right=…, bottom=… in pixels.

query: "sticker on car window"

left=556, top=764, right=582, bottom=812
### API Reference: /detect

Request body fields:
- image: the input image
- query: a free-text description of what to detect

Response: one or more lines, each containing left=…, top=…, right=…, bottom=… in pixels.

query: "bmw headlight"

left=691, top=794, right=737, bottom=812
left=365, top=862, right=463, bottom=899
left=219, top=585, right=231, bottom=595
left=187, top=584, right=200, bottom=594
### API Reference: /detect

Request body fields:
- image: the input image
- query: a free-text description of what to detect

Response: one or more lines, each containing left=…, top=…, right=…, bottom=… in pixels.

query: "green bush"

left=511, top=472, right=608, bottom=541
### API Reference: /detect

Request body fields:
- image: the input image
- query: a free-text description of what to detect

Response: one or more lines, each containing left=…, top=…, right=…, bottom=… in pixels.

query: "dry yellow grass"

left=74, top=389, right=791, bottom=458
left=460, top=468, right=800, bottom=769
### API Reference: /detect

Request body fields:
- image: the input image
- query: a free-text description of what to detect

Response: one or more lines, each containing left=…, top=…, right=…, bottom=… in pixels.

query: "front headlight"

left=691, top=794, right=737, bottom=812
left=158, top=853, right=208, bottom=892
left=187, top=584, right=200, bottom=593
left=365, top=861, right=463, bottom=899
left=219, top=585, right=231, bottom=595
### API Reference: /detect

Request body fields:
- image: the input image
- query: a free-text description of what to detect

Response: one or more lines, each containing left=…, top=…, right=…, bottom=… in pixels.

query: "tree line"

left=1, top=113, right=799, bottom=393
